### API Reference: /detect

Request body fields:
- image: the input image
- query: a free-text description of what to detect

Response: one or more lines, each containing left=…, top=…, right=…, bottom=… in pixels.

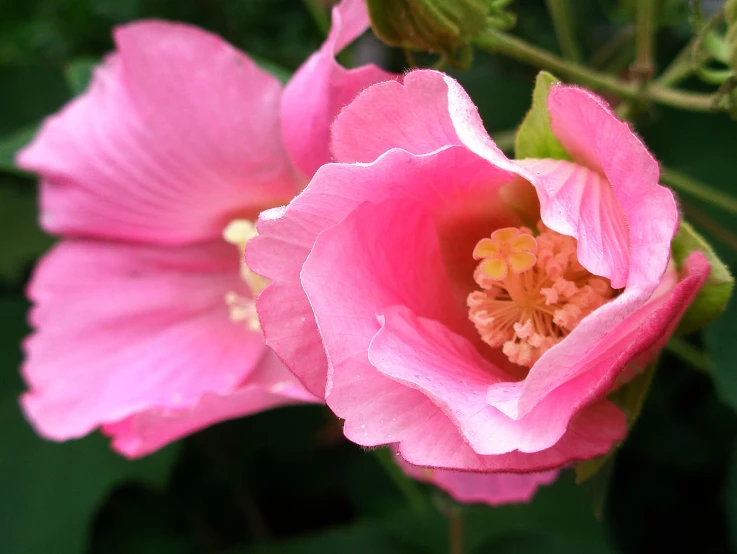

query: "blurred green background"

left=1, top=0, right=737, bottom=552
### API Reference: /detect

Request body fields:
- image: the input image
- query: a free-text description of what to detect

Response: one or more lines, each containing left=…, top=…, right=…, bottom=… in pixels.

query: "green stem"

left=589, top=25, right=635, bottom=70
left=647, top=86, right=716, bottom=111
left=301, top=0, right=330, bottom=36
left=373, top=448, right=427, bottom=514
left=655, top=42, right=700, bottom=87
left=655, top=10, right=724, bottom=87
left=544, top=0, right=582, bottom=62
left=661, top=167, right=737, bottom=215
left=633, top=0, right=657, bottom=83
left=449, top=505, right=464, bottom=554
left=473, top=27, right=718, bottom=112
left=666, top=337, right=711, bottom=373
left=681, top=201, right=737, bottom=252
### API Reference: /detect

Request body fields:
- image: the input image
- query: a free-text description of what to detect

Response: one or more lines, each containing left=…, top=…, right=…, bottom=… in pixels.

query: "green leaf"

left=671, top=220, right=733, bottom=335
left=234, top=523, right=415, bottom=554
left=0, top=402, right=180, bottom=554
left=64, top=58, right=98, bottom=96
left=0, top=185, right=53, bottom=283
left=514, top=71, right=570, bottom=161
left=470, top=534, right=611, bottom=554
left=0, top=125, right=36, bottom=175
left=723, top=438, right=737, bottom=551
left=0, top=292, right=180, bottom=554
left=705, top=289, right=737, bottom=412
left=462, top=475, right=615, bottom=553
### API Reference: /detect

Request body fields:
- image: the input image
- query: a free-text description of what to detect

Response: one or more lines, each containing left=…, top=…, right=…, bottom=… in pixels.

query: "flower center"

left=467, top=222, right=616, bottom=368
left=222, top=219, right=269, bottom=332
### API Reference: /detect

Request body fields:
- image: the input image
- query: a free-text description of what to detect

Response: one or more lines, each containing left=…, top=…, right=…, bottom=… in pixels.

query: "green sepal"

left=671, top=220, right=734, bottom=335
left=514, top=71, right=571, bottom=161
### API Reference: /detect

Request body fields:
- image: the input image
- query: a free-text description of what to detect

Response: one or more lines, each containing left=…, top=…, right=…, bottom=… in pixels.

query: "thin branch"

left=633, top=0, right=658, bottom=83
left=373, top=448, right=428, bottom=514
left=302, top=0, right=330, bottom=36
left=666, top=337, right=711, bottom=373
left=449, top=505, right=464, bottom=554
left=544, top=0, right=582, bottom=62
left=661, top=167, right=737, bottom=216
left=655, top=10, right=725, bottom=87
left=473, top=27, right=718, bottom=112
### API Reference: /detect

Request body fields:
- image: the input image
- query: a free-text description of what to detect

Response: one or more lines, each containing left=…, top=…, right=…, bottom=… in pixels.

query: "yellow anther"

left=223, top=219, right=257, bottom=249
left=223, top=219, right=270, bottom=331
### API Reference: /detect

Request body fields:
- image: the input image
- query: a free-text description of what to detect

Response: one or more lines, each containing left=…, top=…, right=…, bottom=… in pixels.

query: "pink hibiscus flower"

left=399, top=456, right=559, bottom=505
left=16, top=0, right=393, bottom=458
left=247, top=69, right=710, bottom=475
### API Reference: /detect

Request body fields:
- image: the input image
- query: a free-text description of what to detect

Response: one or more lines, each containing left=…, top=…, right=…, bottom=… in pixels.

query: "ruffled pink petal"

left=248, top=146, right=514, bottom=396
left=332, top=70, right=516, bottom=171
left=517, top=159, right=630, bottom=287
left=22, top=239, right=265, bottom=440
left=281, top=0, right=396, bottom=179
left=301, top=198, right=464, bottom=420
left=248, top=205, right=335, bottom=397
left=396, top=399, right=624, bottom=472
left=17, top=21, right=296, bottom=244
left=548, top=85, right=660, bottom=216
left=399, top=458, right=559, bottom=505
left=370, top=306, right=624, bottom=455
left=297, top=197, right=463, bottom=446
left=103, top=351, right=318, bottom=458
left=487, top=251, right=711, bottom=420
left=331, top=71, right=464, bottom=163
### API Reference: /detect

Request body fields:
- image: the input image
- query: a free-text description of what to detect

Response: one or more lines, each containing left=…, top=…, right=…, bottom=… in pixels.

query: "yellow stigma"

left=223, top=219, right=270, bottom=331
left=467, top=222, right=616, bottom=368
left=473, top=227, right=538, bottom=280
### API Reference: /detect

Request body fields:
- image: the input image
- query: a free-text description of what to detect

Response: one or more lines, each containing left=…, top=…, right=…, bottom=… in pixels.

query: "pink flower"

left=248, top=70, right=710, bottom=473
left=399, top=456, right=558, bottom=505
left=17, top=0, right=393, bottom=458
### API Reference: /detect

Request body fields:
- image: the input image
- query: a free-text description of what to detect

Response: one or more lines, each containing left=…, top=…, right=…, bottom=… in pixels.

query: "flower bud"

left=366, top=0, right=511, bottom=56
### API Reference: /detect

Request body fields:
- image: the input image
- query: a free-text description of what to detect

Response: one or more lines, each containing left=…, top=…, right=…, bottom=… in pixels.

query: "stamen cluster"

left=468, top=222, right=616, bottom=368
left=223, top=219, right=270, bottom=331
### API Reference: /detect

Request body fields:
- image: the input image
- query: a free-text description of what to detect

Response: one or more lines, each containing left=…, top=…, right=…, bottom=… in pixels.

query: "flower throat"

left=467, top=222, right=616, bottom=368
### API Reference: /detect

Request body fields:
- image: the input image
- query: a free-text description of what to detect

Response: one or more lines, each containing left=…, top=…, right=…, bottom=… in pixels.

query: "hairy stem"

left=473, top=27, right=718, bottom=112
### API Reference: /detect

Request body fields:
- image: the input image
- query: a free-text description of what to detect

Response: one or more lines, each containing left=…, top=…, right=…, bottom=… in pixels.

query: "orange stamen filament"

left=467, top=222, right=616, bottom=368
